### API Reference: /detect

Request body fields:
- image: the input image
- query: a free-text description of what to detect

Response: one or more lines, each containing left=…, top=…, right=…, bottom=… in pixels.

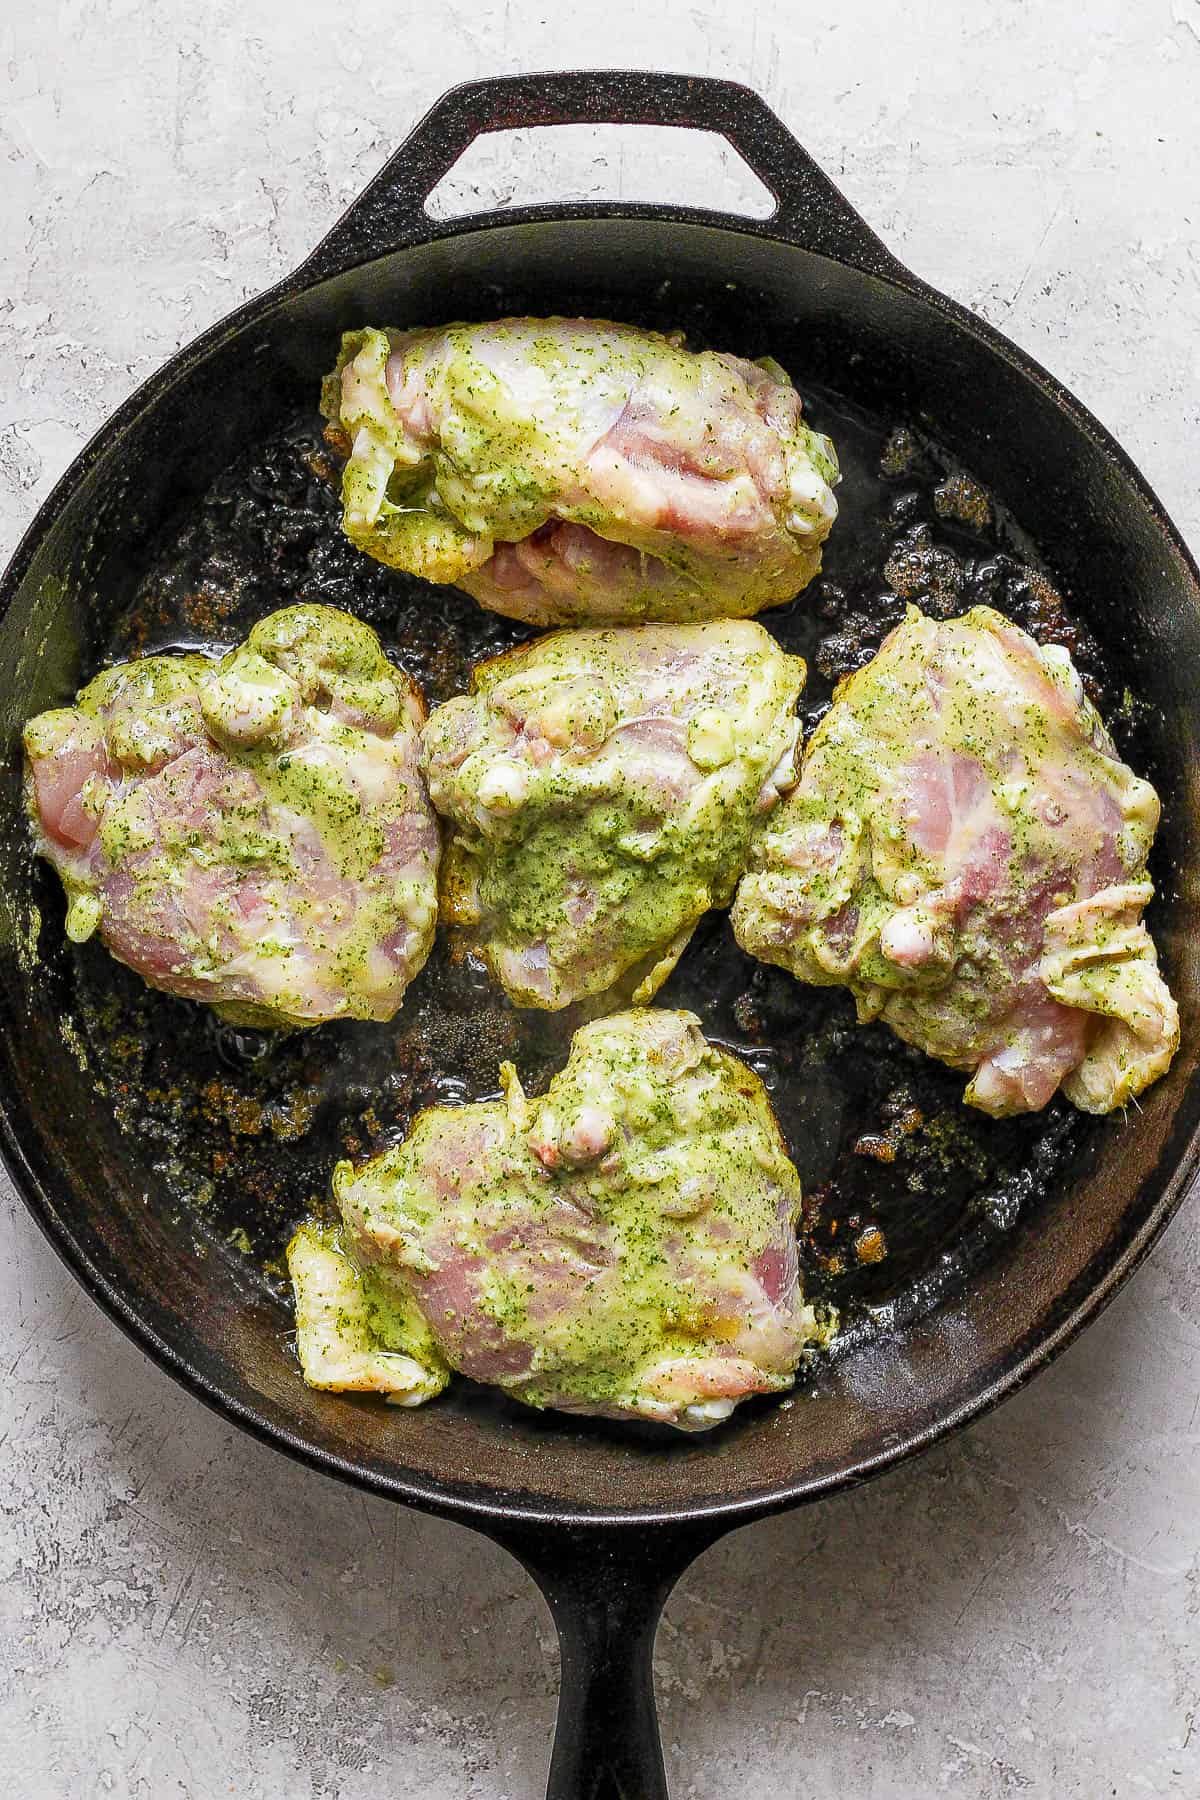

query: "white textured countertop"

left=2, top=4, right=1199, bottom=1795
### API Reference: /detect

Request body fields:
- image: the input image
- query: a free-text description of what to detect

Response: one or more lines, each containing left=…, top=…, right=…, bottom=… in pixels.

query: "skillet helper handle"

left=298, top=69, right=906, bottom=283
left=498, top=1523, right=721, bottom=1800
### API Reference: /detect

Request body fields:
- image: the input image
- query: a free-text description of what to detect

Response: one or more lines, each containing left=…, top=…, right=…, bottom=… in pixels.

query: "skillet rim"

left=3, top=199, right=1199, bottom=1533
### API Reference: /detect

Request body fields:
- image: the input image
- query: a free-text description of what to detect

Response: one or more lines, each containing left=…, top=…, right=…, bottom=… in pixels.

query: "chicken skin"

left=288, top=1009, right=833, bottom=1430
left=420, top=621, right=806, bottom=1010
left=321, top=318, right=839, bottom=625
left=25, top=605, right=439, bottom=1028
left=732, top=605, right=1178, bottom=1115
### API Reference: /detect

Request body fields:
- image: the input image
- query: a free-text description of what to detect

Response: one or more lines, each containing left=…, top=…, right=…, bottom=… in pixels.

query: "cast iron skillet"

left=2, top=71, right=1199, bottom=1799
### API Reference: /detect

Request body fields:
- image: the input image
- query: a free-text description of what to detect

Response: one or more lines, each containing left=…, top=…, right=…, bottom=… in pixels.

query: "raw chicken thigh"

left=732, top=605, right=1179, bottom=1115
left=25, top=605, right=439, bottom=1028
left=421, top=621, right=806, bottom=1010
left=288, top=1009, right=833, bottom=1430
left=321, top=318, right=839, bottom=625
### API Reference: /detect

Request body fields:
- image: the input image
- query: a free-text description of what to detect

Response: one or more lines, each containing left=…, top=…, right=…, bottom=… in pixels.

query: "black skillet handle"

left=298, top=69, right=907, bottom=284
left=495, top=1520, right=724, bottom=1800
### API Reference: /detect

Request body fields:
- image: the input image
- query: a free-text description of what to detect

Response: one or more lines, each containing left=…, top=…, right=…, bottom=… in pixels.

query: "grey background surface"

left=2, top=3, right=1199, bottom=1795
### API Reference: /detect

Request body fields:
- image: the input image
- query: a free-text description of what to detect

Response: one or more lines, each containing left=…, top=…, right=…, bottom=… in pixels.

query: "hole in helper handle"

left=297, top=69, right=908, bottom=283
left=495, top=1518, right=727, bottom=1800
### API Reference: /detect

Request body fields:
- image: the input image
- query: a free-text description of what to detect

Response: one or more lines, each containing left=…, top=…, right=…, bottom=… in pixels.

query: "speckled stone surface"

left=3, top=4, right=1200, bottom=1796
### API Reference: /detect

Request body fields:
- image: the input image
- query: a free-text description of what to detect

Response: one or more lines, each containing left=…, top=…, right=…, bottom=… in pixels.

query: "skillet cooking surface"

left=51, top=368, right=1134, bottom=1390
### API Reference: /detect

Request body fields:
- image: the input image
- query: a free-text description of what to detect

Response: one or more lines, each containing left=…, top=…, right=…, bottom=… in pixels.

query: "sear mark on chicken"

left=287, top=1008, right=834, bottom=1430
left=24, top=604, right=440, bottom=1029
left=732, top=605, right=1178, bottom=1116
left=420, top=620, right=806, bottom=1011
left=320, top=318, right=839, bottom=625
